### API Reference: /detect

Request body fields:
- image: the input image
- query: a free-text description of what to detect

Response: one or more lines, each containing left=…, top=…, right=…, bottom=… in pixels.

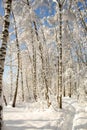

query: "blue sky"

left=0, top=0, right=4, bottom=16
left=34, top=2, right=56, bottom=18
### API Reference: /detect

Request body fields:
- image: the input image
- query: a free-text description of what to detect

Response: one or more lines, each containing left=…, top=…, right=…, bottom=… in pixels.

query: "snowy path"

left=72, top=103, right=87, bottom=130
left=60, top=99, right=76, bottom=130
left=4, top=105, right=62, bottom=130
left=3, top=98, right=87, bottom=130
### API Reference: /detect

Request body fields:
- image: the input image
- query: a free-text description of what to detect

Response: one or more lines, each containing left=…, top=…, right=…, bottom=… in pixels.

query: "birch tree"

left=0, top=0, right=12, bottom=129
left=55, top=0, right=65, bottom=109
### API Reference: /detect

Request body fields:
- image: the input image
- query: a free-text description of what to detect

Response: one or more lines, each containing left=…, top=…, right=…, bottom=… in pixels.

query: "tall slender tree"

left=12, top=11, right=20, bottom=107
left=56, top=0, right=65, bottom=109
left=0, top=0, right=12, bottom=129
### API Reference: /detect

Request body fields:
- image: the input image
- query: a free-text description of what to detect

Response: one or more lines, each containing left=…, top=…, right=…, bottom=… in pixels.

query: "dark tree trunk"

left=69, top=75, right=72, bottom=98
left=58, top=3, right=63, bottom=109
left=3, top=95, right=7, bottom=106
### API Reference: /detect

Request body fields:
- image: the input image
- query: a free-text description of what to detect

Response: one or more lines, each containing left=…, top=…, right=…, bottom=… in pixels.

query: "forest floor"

left=3, top=97, right=87, bottom=130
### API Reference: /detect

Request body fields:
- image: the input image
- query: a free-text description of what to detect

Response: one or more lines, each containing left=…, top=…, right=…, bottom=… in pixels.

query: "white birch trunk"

left=0, top=0, right=12, bottom=129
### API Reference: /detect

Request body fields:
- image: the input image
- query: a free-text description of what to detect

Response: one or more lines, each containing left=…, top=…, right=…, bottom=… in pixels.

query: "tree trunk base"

left=57, top=95, right=62, bottom=109
left=69, top=93, right=71, bottom=98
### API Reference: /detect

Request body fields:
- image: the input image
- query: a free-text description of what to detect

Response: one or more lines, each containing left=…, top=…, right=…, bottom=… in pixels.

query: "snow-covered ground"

left=3, top=97, right=87, bottom=130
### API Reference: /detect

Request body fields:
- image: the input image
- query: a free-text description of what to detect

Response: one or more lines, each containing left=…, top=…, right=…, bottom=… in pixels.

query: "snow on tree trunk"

left=26, top=0, right=38, bottom=101
left=12, top=11, right=20, bottom=107
left=10, top=46, right=13, bottom=101
left=32, top=41, right=37, bottom=101
left=58, top=3, right=63, bottom=109
left=20, top=58, right=24, bottom=102
left=0, top=0, right=12, bottom=129
left=33, top=21, right=51, bottom=107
